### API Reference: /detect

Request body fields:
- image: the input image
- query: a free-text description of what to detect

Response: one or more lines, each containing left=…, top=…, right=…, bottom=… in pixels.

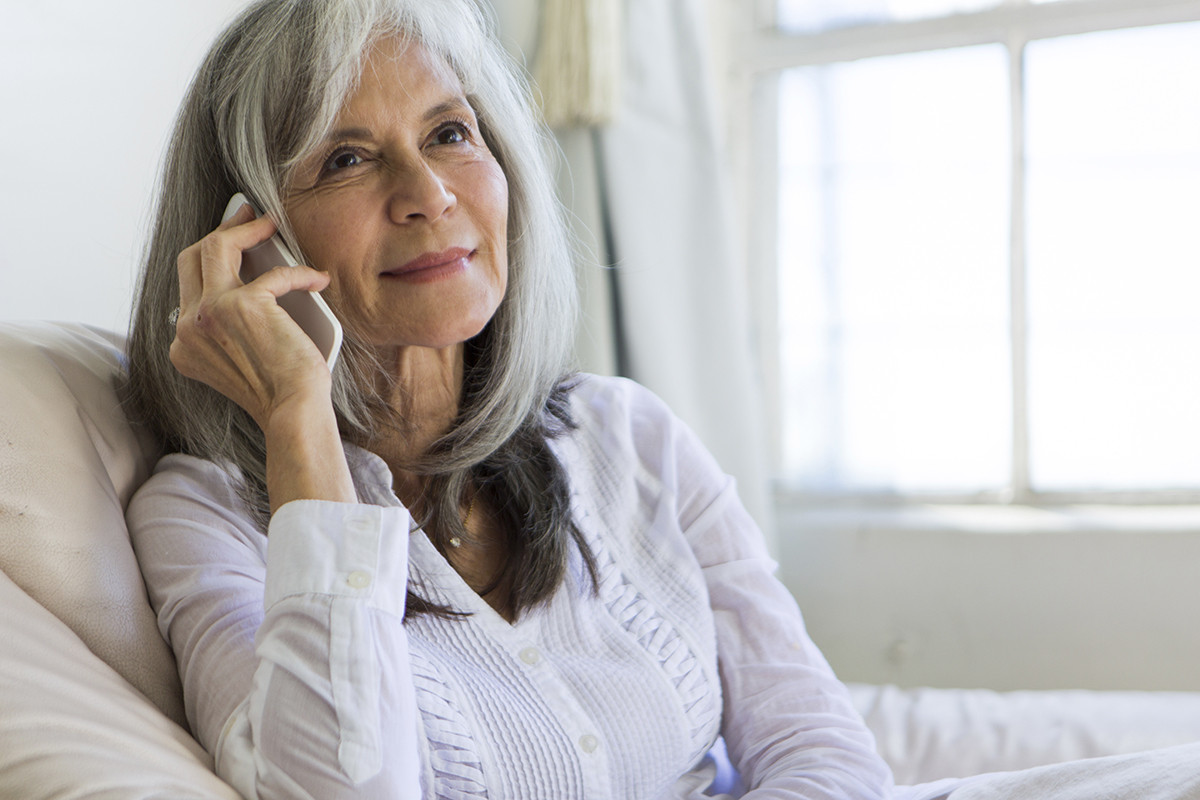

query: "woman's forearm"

left=264, top=394, right=358, bottom=513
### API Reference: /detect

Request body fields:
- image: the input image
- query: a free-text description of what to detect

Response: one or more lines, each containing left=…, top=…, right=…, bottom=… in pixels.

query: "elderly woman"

left=123, top=1, right=894, bottom=798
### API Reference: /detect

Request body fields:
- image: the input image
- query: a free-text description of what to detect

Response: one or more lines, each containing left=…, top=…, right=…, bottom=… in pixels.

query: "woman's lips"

left=381, top=247, right=473, bottom=283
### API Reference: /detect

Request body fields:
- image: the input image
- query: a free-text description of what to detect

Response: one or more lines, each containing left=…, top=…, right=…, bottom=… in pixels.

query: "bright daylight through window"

left=763, top=0, right=1200, bottom=501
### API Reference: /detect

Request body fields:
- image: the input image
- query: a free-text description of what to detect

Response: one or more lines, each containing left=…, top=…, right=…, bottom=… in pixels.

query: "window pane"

left=778, top=45, right=1011, bottom=492
left=778, top=0, right=1000, bottom=34
left=1026, top=22, right=1200, bottom=491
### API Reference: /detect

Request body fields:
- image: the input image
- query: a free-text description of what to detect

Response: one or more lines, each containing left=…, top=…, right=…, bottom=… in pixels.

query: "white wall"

left=0, top=1, right=248, bottom=332
left=778, top=505, right=1200, bottom=691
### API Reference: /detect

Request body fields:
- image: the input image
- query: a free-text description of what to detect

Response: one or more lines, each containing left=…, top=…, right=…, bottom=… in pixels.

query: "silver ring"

left=168, top=307, right=180, bottom=326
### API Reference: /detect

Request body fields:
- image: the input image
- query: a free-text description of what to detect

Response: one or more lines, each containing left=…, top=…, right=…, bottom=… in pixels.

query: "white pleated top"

left=128, top=376, right=892, bottom=800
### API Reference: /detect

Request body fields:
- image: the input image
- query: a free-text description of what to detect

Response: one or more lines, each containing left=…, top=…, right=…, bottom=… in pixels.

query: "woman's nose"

left=386, top=159, right=456, bottom=223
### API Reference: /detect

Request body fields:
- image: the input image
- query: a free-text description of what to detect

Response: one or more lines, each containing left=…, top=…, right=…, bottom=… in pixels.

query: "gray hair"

left=126, top=0, right=592, bottom=615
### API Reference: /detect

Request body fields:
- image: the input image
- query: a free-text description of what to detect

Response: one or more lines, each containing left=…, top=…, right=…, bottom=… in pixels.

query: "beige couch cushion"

left=0, top=566, right=240, bottom=798
left=0, top=321, right=239, bottom=798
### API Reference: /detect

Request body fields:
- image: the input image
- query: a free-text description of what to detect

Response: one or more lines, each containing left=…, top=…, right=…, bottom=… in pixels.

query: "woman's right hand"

left=171, top=202, right=357, bottom=511
left=170, top=202, right=333, bottom=432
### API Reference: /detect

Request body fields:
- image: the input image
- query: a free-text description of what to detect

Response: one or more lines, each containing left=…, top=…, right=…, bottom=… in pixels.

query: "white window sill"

left=775, top=501, right=1200, bottom=535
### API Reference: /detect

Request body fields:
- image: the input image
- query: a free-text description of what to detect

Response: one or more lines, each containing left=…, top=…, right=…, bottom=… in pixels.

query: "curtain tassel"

left=533, top=0, right=622, bottom=128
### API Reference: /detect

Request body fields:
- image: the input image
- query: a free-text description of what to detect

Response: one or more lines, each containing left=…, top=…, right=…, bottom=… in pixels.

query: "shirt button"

left=347, top=571, right=372, bottom=589
left=579, top=734, right=599, bottom=753
left=519, top=646, right=540, bottom=665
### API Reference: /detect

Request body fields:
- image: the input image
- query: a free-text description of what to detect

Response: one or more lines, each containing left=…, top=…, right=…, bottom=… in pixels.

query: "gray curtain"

left=492, top=0, right=773, bottom=537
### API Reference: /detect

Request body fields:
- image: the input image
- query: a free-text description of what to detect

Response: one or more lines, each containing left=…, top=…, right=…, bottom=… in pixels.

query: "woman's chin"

left=352, top=315, right=493, bottom=352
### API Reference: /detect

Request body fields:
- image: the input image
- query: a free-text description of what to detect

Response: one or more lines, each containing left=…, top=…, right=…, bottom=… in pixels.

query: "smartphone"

left=221, top=193, right=343, bottom=372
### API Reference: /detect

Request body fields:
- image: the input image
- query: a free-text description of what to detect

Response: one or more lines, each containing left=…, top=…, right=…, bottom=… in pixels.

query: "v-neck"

left=342, top=440, right=544, bottom=638
left=407, top=528, right=543, bottom=638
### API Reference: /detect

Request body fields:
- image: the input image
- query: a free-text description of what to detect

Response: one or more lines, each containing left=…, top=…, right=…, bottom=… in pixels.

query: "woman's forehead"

left=351, top=36, right=466, bottom=111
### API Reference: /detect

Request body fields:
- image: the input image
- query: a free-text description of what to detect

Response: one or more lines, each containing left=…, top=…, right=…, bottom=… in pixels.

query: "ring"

left=168, top=307, right=180, bottom=326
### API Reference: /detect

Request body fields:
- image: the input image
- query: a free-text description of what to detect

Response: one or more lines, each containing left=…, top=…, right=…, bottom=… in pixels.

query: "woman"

left=124, top=0, right=894, bottom=797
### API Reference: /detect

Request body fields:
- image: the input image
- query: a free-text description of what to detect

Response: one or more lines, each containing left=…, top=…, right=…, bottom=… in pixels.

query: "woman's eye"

left=324, top=150, right=363, bottom=172
left=433, top=124, right=468, bottom=145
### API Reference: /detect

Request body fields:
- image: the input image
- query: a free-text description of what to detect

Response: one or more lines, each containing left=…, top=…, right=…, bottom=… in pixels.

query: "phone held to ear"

left=222, top=193, right=343, bottom=372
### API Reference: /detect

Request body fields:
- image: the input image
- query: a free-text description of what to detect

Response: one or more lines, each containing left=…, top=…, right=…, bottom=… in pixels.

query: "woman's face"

left=285, top=37, right=508, bottom=351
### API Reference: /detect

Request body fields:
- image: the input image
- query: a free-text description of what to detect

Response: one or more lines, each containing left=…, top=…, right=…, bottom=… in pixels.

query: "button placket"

left=492, top=614, right=611, bottom=796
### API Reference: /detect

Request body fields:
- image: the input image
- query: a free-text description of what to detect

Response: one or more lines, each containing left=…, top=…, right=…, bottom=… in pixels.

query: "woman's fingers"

left=175, top=203, right=270, bottom=315
left=216, top=201, right=255, bottom=231
left=197, top=209, right=279, bottom=294
left=175, top=245, right=203, bottom=325
left=251, top=263, right=332, bottom=299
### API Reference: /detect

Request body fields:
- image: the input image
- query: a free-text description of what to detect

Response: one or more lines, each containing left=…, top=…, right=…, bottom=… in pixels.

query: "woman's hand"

left=172, top=202, right=356, bottom=511
left=171, top=203, right=332, bottom=431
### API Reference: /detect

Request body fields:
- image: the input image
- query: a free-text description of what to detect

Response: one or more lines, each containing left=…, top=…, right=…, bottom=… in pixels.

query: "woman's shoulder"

left=564, top=374, right=716, bottom=469
left=133, top=452, right=246, bottom=513
left=565, top=374, right=679, bottom=439
left=126, top=452, right=265, bottom=561
left=567, top=372, right=665, bottom=403
left=561, top=374, right=739, bottom=541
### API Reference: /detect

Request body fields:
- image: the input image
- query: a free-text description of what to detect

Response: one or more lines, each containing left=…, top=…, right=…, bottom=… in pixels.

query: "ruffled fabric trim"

left=594, top=541, right=720, bottom=762
left=409, top=647, right=489, bottom=800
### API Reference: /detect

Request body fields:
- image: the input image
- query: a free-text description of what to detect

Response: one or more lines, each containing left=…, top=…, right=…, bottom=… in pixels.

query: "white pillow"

left=0, top=321, right=238, bottom=798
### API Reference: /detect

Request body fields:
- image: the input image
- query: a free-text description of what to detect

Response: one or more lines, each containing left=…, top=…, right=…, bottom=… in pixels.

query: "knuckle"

left=198, top=234, right=223, bottom=263
left=194, top=299, right=222, bottom=332
left=179, top=238, right=202, bottom=258
left=168, top=338, right=195, bottom=378
left=177, top=244, right=199, bottom=273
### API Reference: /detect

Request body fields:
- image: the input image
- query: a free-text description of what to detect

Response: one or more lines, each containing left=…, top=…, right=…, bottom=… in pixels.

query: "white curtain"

left=491, top=0, right=773, bottom=537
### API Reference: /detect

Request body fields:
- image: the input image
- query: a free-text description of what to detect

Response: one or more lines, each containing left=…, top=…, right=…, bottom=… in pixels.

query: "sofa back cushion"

left=0, top=321, right=181, bottom=722
left=0, top=321, right=246, bottom=797
left=0, top=562, right=242, bottom=798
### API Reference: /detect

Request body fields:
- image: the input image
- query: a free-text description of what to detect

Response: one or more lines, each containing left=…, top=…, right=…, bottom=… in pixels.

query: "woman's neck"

left=366, top=342, right=464, bottom=507
left=362, top=342, right=513, bottom=619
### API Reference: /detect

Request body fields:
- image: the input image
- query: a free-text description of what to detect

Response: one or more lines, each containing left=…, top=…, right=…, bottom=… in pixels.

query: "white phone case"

left=222, top=193, right=343, bottom=372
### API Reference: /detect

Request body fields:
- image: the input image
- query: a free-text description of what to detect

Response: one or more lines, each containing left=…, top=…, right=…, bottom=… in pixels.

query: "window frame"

left=725, top=0, right=1200, bottom=507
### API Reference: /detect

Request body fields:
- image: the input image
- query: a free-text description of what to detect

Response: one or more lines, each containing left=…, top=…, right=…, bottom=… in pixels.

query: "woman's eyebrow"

left=423, top=97, right=473, bottom=121
left=324, top=126, right=374, bottom=143
left=322, top=99, right=472, bottom=144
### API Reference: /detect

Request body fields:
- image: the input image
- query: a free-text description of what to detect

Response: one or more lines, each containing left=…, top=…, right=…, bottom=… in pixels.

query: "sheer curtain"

left=492, top=0, right=772, bottom=535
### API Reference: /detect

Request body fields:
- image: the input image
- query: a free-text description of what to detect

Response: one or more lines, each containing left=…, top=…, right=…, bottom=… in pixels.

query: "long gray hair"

left=125, top=0, right=594, bottom=616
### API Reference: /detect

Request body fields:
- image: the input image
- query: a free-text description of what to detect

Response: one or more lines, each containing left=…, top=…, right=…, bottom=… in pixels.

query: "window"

left=738, top=0, right=1200, bottom=504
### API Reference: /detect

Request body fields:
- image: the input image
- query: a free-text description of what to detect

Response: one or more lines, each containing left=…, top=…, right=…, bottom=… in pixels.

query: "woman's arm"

left=128, top=456, right=423, bottom=799
left=130, top=207, right=422, bottom=797
left=691, top=489, right=894, bottom=799
left=639, top=388, right=893, bottom=799
left=170, top=202, right=356, bottom=512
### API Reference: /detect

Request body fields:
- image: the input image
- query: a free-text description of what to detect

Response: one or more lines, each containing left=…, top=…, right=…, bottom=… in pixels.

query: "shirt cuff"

left=264, top=500, right=410, bottom=619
